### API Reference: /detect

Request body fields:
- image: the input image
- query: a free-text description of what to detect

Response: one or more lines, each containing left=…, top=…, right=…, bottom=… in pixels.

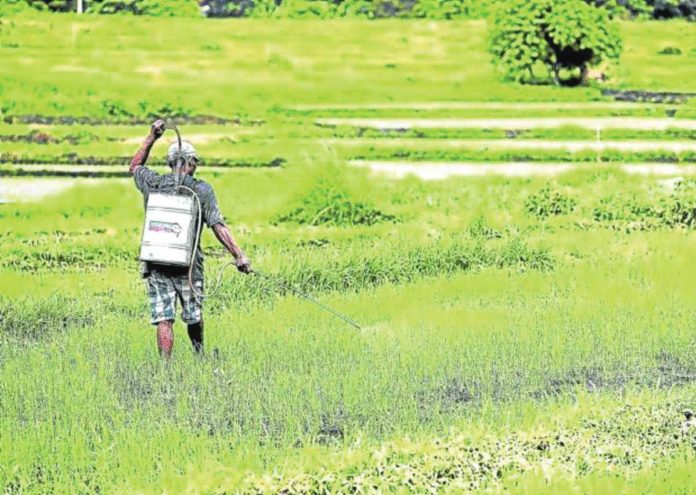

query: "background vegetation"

left=488, top=0, right=622, bottom=85
left=7, top=0, right=696, bottom=19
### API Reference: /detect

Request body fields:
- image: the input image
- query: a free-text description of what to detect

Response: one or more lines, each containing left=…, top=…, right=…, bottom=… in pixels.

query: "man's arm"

left=130, top=119, right=166, bottom=174
left=212, top=223, right=252, bottom=273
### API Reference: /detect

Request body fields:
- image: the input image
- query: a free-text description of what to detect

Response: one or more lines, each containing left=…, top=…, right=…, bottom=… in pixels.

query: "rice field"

left=1, top=11, right=696, bottom=494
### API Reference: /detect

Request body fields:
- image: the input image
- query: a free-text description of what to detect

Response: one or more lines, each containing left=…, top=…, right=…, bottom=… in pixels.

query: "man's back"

left=133, top=166, right=225, bottom=278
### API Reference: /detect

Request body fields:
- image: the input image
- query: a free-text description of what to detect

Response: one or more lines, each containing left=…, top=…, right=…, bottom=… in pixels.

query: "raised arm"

left=130, top=119, right=166, bottom=174
left=212, top=223, right=252, bottom=274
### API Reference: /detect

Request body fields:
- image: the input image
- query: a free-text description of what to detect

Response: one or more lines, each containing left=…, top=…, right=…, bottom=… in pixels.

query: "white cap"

left=167, top=140, right=198, bottom=165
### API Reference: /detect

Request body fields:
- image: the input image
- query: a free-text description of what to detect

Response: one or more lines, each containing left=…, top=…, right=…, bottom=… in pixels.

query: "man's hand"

left=212, top=223, right=250, bottom=274
left=235, top=255, right=252, bottom=274
left=130, top=120, right=165, bottom=173
left=150, top=119, right=166, bottom=139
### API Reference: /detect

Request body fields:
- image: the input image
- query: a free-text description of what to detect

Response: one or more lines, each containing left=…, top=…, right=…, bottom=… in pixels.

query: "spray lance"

left=139, top=123, right=362, bottom=330
left=251, top=268, right=362, bottom=330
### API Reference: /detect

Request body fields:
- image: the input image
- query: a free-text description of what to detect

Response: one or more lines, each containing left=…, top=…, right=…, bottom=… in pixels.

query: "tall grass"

left=2, top=259, right=696, bottom=493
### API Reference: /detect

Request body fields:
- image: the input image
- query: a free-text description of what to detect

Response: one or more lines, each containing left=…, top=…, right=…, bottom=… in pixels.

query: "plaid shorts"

left=146, top=270, right=204, bottom=325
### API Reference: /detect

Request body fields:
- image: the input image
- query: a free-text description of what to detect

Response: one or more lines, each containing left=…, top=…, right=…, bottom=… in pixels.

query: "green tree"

left=488, top=0, right=622, bottom=85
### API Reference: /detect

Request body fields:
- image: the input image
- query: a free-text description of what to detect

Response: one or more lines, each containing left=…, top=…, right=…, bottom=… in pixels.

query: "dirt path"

left=349, top=160, right=696, bottom=180
left=329, top=139, right=696, bottom=153
left=318, top=117, right=696, bottom=130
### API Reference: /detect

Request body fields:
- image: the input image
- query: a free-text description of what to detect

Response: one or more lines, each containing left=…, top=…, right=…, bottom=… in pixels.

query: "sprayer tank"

left=139, top=192, right=197, bottom=266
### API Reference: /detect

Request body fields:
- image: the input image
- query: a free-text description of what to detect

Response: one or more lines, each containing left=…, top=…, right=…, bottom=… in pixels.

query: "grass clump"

left=468, top=216, right=503, bottom=240
left=657, top=46, right=682, bottom=55
left=666, top=179, right=696, bottom=228
left=0, top=295, right=95, bottom=342
left=592, top=180, right=696, bottom=230
left=525, top=185, right=577, bottom=219
left=275, top=179, right=397, bottom=226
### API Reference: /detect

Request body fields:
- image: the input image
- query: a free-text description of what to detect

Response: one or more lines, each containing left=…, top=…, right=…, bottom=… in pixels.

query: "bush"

left=88, top=0, right=200, bottom=16
left=488, top=0, right=622, bottom=85
left=272, top=0, right=339, bottom=18
left=205, top=0, right=494, bottom=18
left=334, top=0, right=376, bottom=18
left=0, top=0, right=31, bottom=14
left=586, top=0, right=652, bottom=17
left=589, top=0, right=696, bottom=19
left=657, top=46, right=683, bottom=55
left=662, top=179, right=696, bottom=228
left=525, top=185, right=577, bottom=219
left=200, top=0, right=256, bottom=16
left=652, top=0, right=696, bottom=20
left=21, top=0, right=201, bottom=15
left=468, top=216, right=502, bottom=239
left=412, top=0, right=464, bottom=19
left=592, top=181, right=696, bottom=230
left=25, top=0, right=74, bottom=11
left=275, top=179, right=397, bottom=227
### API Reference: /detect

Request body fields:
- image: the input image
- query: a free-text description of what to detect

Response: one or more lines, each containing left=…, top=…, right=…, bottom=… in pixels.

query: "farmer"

left=129, top=119, right=251, bottom=358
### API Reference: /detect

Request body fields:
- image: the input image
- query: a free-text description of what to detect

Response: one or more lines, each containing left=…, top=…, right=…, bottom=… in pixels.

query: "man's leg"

left=178, top=274, right=204, bottom=354
left=147, top=271, right=178, bottom=359
left=187, top=318, right=204, bottom=353
left=157, top=320, right=174, bottom=358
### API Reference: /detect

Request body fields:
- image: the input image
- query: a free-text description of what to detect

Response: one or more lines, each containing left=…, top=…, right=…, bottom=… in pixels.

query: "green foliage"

left=667, top=179, right=696, bottom=228
left=658, top=45, right=683, bottom=55
left=405, top=0, right=494, bottom=18
left=251, top=0, right=497, bottom=18
left=87, top=0, right=201, bottom=16
left=588, top=0, right=654, bottom=17
left=350, top=147, right=696, bottom=165
left=592, top=180, right=696, bottom=230
left=581, top=1, right=695, bottom=22
left=411, top=0, right=464, bottom=18
left=0, top=0, right=36, bottom=13
left=272, top=0, right=339, bottom=18
left=525, top=185, right=577, bottom=219
left=488, top=0, right=623, bottom=85
left=334, top=0, right=377, bottom=18
left=468, top=216, right=502, bottom=239
left=18, top=0, right=201, bottom=15
left=0, top=295, right=95, bottom=342
left=275, top=179, right=397, bottom=226
left=229, top=400, right=696, bottom=493
left=246, top=0, right=281, bottom=16
left=12, top=0, right=696, bottom=17
left=201, top=0, right=256, bottom=17
left=24, top=0, right=74, bottom=12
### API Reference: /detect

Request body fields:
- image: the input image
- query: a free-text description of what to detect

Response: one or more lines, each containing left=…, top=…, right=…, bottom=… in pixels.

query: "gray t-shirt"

left=134, top=166, right=224, bottom=280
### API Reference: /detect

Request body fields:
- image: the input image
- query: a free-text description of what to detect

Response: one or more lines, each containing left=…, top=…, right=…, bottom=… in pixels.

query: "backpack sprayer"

left=138, top=125, right=206, bottom=301
left=137, top=125, right=362, bottom=330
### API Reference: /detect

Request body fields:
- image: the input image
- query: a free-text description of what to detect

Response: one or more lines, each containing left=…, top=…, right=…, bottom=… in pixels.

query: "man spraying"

left=130, top=119, right=251, bottom=358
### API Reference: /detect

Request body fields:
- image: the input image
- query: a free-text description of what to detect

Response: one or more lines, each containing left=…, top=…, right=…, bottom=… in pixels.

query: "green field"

left=2, top=11, right=696, bottom=494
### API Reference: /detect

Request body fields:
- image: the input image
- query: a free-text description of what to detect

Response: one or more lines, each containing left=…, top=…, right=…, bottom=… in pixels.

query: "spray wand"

left=162, top=123, right=362, bottom=331
left=251, top=269, right=362, bottom=330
